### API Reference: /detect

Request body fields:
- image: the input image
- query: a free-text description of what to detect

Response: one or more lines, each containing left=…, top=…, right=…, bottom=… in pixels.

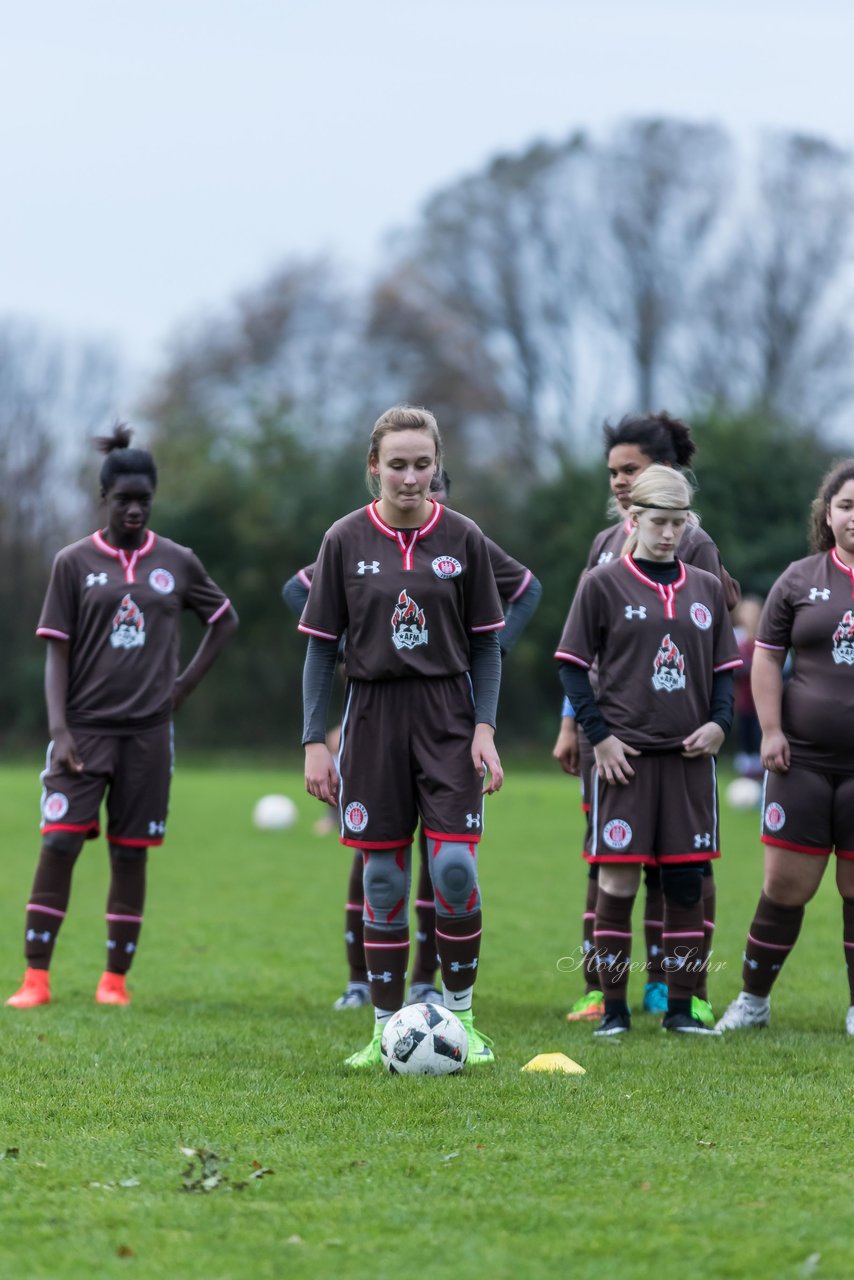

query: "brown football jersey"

left=36, top=530, right=231, bottom=731
left=555, top=555, right=741, bottom=752
left=298, top=502, right=505, bottom=680
left=756, top=549, right=854, bottom=774
left=586, top=517, right=738, bottom=607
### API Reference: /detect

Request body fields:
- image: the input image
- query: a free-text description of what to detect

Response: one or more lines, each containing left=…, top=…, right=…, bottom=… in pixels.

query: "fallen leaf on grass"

left=640, top=1182, right=652, bottom=1192
left=441, top=1152, right=459, bottom=1163
left=696, top=1140, right=717, bottom=1148
left=116, top=1246, right=135, bottom=1259
left=180, top=1147, right=273, bottom=1193
left=286, top=1235, right=303, bottom=1245
left=801, top=1253, right=821, bottom=1277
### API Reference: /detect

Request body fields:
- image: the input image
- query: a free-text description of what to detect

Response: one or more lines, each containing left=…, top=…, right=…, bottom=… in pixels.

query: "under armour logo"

left=86, top=572, right=108, bottom=587
left=693, top=832, right=712, bottom=849
left=598, top=551, right=614, bottom=565
left=367, top=969, right=392, bottom=983
left=465, top=813, right=481, bottom=829
left=450, top=959, right=478, bottom=972
left=344, top=930, right=355, bottom=944
left=357, top=560, right=380, bottom=575
left=809, top=587, right=830, bottom=601
left=625, top=605, right=647, bottom=620
left=148, top=821, right=166, bottom=836
left=649, top=944, right=662, bottom=957
left=26, top=929, right=51, bottom=944
left=743, top=955, right=759, bottom=970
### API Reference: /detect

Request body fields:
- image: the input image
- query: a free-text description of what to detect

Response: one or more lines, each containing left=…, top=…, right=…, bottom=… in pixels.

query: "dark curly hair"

left=94, top=421, right=157, bottom=493
left=809, top=458, right=854, bottom=552
left=603, top=411, right=696, bottom=469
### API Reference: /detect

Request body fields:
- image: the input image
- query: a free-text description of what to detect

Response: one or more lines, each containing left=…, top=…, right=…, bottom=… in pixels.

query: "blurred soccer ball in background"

left=725, top=777, right=762, bottom=810
left=252, top=794, right=298, bottom=830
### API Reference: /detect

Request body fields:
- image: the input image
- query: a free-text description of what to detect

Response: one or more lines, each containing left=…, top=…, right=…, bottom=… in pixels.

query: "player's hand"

left=761, top=729, right=790, bottom=774
left=304, top=742, right=340, bottom=806
left=472, top=724, right=504, bottom=795
left=552, top=717, right=580, bottom=775
left=682, top=722, right=725, bottom=758
left=52, top=728, right=84, bottom=775
left=593, top=735, right=639, bottom=785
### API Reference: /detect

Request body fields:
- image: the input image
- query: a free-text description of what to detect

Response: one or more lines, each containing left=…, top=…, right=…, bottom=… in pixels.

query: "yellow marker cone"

left=521, top=1052, right=586, bottom=1075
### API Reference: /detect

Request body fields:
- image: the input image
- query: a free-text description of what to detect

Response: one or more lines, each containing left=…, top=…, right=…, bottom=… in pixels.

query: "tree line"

left=0, top=117, right=851, bottom=750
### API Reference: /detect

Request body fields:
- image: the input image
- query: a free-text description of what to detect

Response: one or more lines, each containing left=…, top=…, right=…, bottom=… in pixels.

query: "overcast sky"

left=1, top=0, right=852, bottom=390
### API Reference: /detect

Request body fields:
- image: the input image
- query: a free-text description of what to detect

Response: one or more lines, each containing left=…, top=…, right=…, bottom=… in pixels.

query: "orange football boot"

left=95, top=972, right=131, bottom=1005
left=6, top=967, right=52, bottom=1008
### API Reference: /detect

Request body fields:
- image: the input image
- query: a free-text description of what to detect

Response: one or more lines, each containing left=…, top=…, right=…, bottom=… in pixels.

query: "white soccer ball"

left=726, top=777, right=762, bottom=811
left=381, top=1003, right=468, bottom=1076
left=252, top=794, right=298, bottom=831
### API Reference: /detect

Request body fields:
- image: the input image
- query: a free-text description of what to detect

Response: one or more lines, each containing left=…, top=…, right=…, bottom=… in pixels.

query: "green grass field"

left=1, top=759, right=852, bottom=1280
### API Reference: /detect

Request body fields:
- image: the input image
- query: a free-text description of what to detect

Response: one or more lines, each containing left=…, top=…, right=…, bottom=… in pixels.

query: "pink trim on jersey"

left=36, top=627, right=71, bottom=641
left=421, top=827, right=482, bottom=844
left=622, top=555, right=687, bottom=619
left=435, top=926, right=482, bottom=943
left=471, top=618, right=505, bottom=633
left=761, top=834, right=832, bottom=856
left=298, top=622, right=339, bottom=640
left=342, top=836, right=415, bottom=850
left=584, top=851, right=653, bottom=865
left=657, top=851, right=721, bottom=863
left=746, top=932, right=794, bottom=952
left=92, top=529, right=156, bottom=584
left=108, top=834, right=164, bottom=848
left=553, top=649, right=591, bottom=668
left=207, top=598, right=231, bottom=625
left=26, top=903, right=66, bottom=919
left=364, top=939, right=410, bottom=949
left=507, top=568, right=533, bottom=603
left=837, top=849, right=854, bottom=861
left=714, top=658, right=743, bottom=673
left=297, top=567, right=313, bottom=589
left=755, top=640, right=787, bottom=652
left=366, top=500, right=443, bottom=569
left=831, top=547, right=854, bottom=595
left=105, top=913, right=143, bottom=923
left=41, top=821, right=99, bottom=835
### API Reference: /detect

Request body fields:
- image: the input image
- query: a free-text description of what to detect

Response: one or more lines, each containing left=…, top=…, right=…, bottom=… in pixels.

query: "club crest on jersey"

left=651, top=633, right=686, bottom=691
left=42, top=791, right=69, bottom=823
left=603, top=819, right=633, bottom=850
left=344, top=801, right=369, bottom=833
left=110, top=594, right=146, bottom=649
left=391, top=589, right=428, bottom=650
left=764, top=801, right=786, bottom=832
left=148, top=567, right=175, bottom=594
left=832, top=610, right=854, bottom=665
left=689, top=602, right=712, bottom=630
left=431, top=555, right=462, bottom=579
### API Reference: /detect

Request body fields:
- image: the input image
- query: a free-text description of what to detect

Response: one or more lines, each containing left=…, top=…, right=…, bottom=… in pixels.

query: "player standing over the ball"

left=284, top=467, right=541, bottom=1013
left=555, top=465, right=741, bottom=1036
left=6, top=424, right=238, bottom=1009
left=299, top=405, right=505, bottom=1067
left=553, top=412, right=739, bottom=1026
left=717, top=460, right=854, bottom=1035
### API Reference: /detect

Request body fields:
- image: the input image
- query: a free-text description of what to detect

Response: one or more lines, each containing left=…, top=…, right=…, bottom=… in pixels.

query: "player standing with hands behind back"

left=7, top=425, right=238, bottom=1009
left=299, top=406, right=505, bottom=1067
left=555, top=466, right=741, bottom=1036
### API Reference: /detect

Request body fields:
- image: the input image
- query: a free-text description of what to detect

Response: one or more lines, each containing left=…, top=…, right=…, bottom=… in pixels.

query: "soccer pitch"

left=1, top=760, right=852, bottom=1280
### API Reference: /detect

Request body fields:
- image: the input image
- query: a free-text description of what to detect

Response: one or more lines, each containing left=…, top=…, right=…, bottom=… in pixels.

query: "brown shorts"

left=587, top=754, right=720, bottom=866
left=40, top=722, right=174, bottom=848
left=761, top=766, right=854, bottom=859
left=337, top=675, right=484, bottom=849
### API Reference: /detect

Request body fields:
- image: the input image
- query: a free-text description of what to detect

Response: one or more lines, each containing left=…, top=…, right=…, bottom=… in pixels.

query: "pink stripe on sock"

left=415, top=899, right=435, bottom=909
left=747, top=933, right=794, bottom=952
left=27, top=903, right=66, bottom=919
left=643, top=918, right=664, bottom=927
left=364, top=939, right=410, bottom=949
left=593, top=929, right=633, bottom=939
left=345, top=901, right=363, bottom=911
left=662, top=931, right=704, bottom=939
left=105, top=913, right=143, bottom=923
left=435, top=927, right=482, bottom=943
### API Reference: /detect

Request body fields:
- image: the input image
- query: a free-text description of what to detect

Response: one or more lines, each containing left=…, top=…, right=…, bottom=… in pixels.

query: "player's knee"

left=661, top=864, right=703, bottom=907
left=363, top=857, right=407, bottom=917
left=42, top=830, right=85, bottom=858
left=598, top=864, right=640, bottom=898
left=109, top=843, right=148, bottom=864
left=432, top=847, right=478, bottom=912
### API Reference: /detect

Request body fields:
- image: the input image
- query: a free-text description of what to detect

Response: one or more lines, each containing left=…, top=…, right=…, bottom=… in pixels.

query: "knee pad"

left=42, top=830, right=85, bottom=858
left=362, top=848, right=411, bottom=928
left=430, top=840, right=480, bottom=915
left=661, top=864, right=703, bottom=907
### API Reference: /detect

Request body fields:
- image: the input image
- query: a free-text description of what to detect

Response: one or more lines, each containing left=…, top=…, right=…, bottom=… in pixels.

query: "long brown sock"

left=842, top=898, right=854, bottom=1003
left=23, top=843, right=82, bottom=970
left=697, top=871, right=716, bottom=1002
left=344, top=852, right=368, bottom=985
left=643, top=867, right=665, bottom=983
left=410, top=832, right=438, bottom=987
left=582, top=873, right=599, bottom=992
left=742, top=891, right=804, bottom=997
left=106, top=851, right=147, bottom=975
left=593, top=890, right=634, bottom=1003
left=436, top=909, right=482, bottom=995
left=364, top=925, right=409, bottom=1013
left=662, top=898, right=705, bottom=1003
